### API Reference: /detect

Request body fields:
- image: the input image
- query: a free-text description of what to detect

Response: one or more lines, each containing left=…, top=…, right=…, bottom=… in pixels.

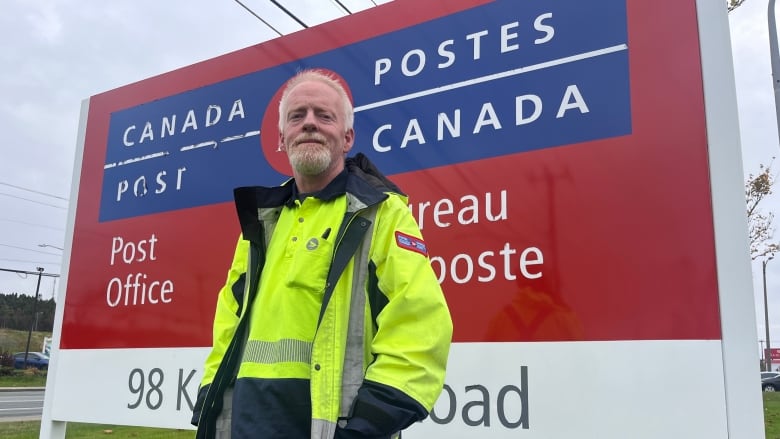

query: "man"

left=192, top=69, right=453, bottom=439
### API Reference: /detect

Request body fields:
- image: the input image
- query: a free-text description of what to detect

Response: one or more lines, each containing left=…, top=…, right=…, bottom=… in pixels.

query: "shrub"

left=0, top=350, right=12, bottom=368
left=0, top=351, right=14, bottom=376
left=21, top=367, right=43, bottom=376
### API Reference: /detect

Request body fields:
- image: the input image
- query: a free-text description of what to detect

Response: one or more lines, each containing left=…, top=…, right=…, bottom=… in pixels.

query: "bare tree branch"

left=747, top=162, right=780, bottom=259
left=728, top=0, right=747, bottom=12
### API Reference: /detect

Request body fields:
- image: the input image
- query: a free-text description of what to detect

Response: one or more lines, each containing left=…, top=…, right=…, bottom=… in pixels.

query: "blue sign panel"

left=100, top=0, right=629, bottom=221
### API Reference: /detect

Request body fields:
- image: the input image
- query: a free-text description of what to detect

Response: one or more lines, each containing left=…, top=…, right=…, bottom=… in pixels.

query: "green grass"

left=0, top=329, right=50, bottom=355
left=0, top=371, right=47, bottom=388
left=766, top=392, right=780, bottom=439
left=0, top=422, right=194, bottom=438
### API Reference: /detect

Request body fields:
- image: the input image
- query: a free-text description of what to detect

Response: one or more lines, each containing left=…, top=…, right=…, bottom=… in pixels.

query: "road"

left=0, top=388, right=43, bottom=422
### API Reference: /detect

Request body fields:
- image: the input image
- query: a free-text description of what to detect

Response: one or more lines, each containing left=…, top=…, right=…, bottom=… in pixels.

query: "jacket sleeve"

left=191, top=235, right=249, bottom=425
left=335, top=380, right=427, bottom=438
left=339, top=194, right=453, bottom=435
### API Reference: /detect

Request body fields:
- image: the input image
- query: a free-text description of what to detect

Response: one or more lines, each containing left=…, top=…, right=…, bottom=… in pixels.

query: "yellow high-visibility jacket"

left=193, top=154, right=453, bottom=439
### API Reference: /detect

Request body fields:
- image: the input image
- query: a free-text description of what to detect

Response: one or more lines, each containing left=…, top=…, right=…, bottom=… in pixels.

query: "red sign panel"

left=61, top=0, right=719, bottom=351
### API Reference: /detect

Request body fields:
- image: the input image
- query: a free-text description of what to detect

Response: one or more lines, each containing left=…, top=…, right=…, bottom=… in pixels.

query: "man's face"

left=279, top=80, right=354, bottom=177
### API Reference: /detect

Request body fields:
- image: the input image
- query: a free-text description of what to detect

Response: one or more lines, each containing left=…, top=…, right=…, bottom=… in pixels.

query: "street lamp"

left=764, top=255, right=775, bottom=371
left=38, top=243, right=63, bottom=251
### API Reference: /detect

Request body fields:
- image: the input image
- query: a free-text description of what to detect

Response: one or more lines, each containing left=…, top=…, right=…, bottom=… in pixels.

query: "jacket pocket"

left=285, top=235, right=333, bottom=294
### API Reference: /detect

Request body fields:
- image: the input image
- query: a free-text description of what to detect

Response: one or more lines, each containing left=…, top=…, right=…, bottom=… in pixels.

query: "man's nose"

left=302, top=111, right=318, bottom=130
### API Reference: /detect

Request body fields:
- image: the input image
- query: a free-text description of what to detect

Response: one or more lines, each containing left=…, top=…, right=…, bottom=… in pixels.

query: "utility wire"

left=0, top=218, right=64, bottom=231
left=0, top=244, right=61, bottom=256
left=331, top=0, right=352, bottom=14
left=0, top=192, right=67, bottom=209
left=0, top=258, right=60, bottom=266
left=233, top=0, right=283, bottom=35
left=233, top=0, right=383, bottom=35
left=269, top=0, right=309, bottom=28
left=0, top=182, right=68, bottom=201
left=0, top=267, right=60, bottom=276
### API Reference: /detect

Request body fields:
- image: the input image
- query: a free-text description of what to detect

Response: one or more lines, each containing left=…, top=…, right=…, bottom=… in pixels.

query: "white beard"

left=288, top=144, right=331, bottom=176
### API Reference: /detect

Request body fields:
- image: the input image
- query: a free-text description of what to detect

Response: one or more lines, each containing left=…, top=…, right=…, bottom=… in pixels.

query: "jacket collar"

left=233, top=154, right=397, bottom=240
left=287, top=169, right=348, bottom=207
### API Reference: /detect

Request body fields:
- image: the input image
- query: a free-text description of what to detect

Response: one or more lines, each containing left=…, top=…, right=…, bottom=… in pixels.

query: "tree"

left=728, top=0, right=747, bottom=12
left=747, top=163, right=780, bottom=260
left=0, top=294, right=55, bottom=332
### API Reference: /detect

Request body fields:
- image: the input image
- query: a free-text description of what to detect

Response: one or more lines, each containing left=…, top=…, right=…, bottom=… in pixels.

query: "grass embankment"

left=0, top=328, right=49, bottom=356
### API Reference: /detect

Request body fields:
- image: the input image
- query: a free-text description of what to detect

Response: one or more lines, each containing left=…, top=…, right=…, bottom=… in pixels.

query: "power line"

left=268, top=0, right=309, bottom=28
left=232, top=0, right=385, bottom=35
left=233, top=0, right=283, bottom=35
left=0, top=218, right=64, bottom=231
left=0, top=182, right=68, bottom=201
left=0, top=267, right=60, bottom=276
left=331, top=0, right=352, bottom=14
left=0, top=243, right=62, bottom=256
left=0, top=258, right=61, bottom=266
left=0, top=192, right=67, bottom=209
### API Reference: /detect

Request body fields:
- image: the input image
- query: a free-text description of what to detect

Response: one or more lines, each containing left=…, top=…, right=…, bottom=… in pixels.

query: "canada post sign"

left=100, top=0, right=629, bottom=222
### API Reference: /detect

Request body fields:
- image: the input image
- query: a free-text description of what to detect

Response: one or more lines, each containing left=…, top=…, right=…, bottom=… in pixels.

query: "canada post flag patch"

left=395, top=231, right=428, bottom=256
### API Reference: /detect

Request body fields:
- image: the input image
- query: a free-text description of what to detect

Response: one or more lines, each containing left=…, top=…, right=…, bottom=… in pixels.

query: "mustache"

left=292, top=134, right=326, bottom=146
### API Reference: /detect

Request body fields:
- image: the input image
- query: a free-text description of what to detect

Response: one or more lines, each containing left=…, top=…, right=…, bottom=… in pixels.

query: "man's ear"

left=343, top=128, right=355, bottom=154
left=278, top=131, right=285, bottom=152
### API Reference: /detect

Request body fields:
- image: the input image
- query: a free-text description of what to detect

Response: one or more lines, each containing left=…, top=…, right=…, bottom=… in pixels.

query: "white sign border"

left=39, top=99, right=89, bottom=439
left=699, top=0, right=766, bottom=437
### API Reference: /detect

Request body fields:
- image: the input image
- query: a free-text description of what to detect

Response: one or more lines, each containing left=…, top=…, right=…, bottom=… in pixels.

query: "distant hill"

left=0, top=293, right=55, bottom=332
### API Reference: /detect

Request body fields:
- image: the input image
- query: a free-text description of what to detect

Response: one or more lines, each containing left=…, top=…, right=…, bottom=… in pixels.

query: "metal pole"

left=23, top=267, right=44, bottom=369
left=765, top=258, right=774, bottom=371
left=769, top=0, right=780, bottom=141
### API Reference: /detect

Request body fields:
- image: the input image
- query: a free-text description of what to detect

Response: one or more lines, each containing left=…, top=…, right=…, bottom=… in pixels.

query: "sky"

left=0, top=1, right=778, bottom=351
left=0, top=0, right=388, bottom=300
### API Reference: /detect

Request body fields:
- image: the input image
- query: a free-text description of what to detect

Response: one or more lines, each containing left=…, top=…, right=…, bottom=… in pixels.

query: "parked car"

left=762, top=372, right=780, bottom=380
left=13, top=352, right=49, bottom=370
